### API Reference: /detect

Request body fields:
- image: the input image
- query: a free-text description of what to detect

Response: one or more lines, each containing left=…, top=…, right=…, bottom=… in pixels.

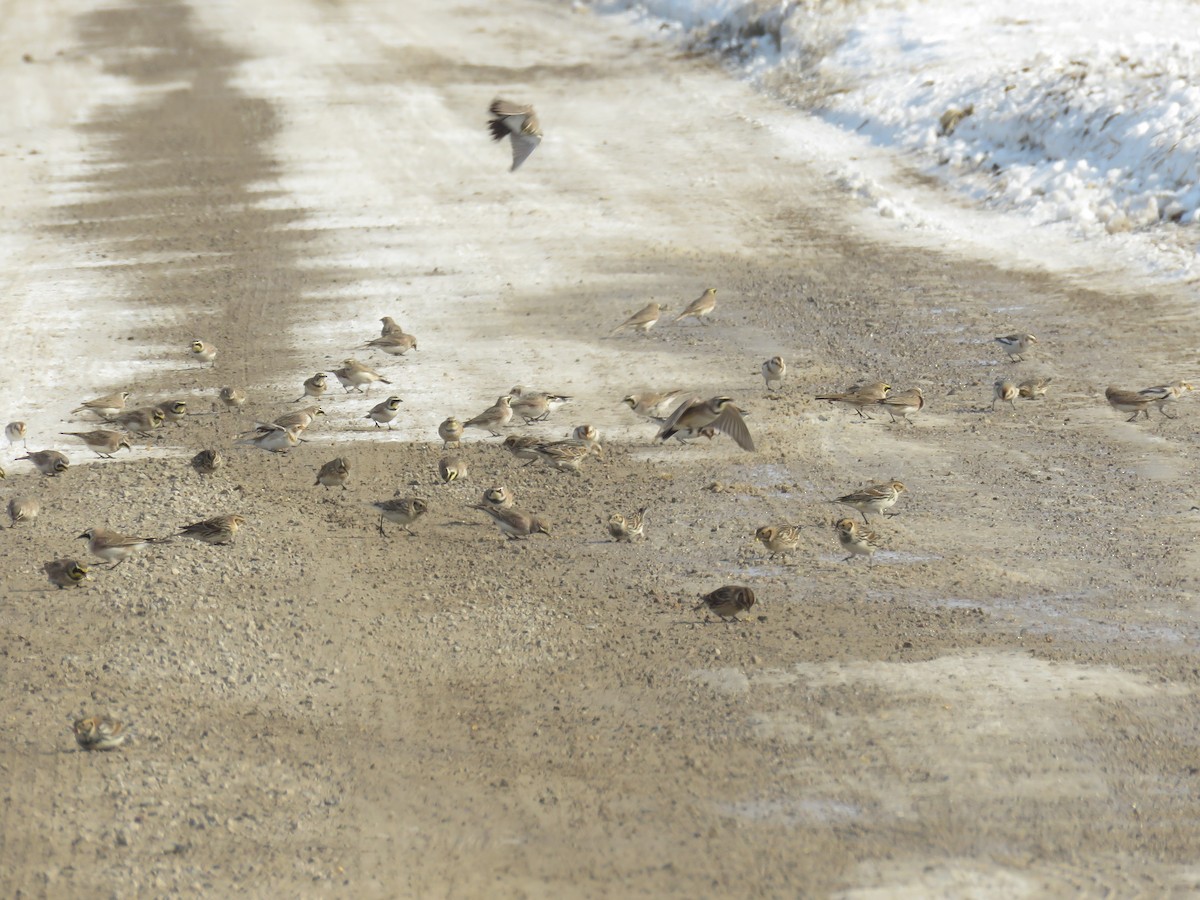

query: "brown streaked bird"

left=219, top=386, right=247, bottom=411
left=761, top=356, right=786, bottom=392
left=674, top=288, right=717, bottom=325
left=190, top=339, right=217, bottom=366
left=373, top=496, right=429, bottom=537
left=611, top=302, right=665, bottom=336
left=1018, top=377, right=1051, bottom=400
left=79, top=527, right=171, bottom=567
left=380, top=316, right=404, bottom=336
left=72, top=391, right=130, bottom=419
left=333, top=359, right=391, bottom=395
left=694, top=585, right=757, bottom=622
left=488, top=98, right=542, bottom=171
left=438, top=416, right=464, bottom=449
left=1105, top=386, right=1153, bottom=422
left=18, top=450, right=69, bottom=477
left=438, top=456, right=468, bottom=484
left=60, top=430, right=131, bottom=458
left=995, top=333, right=1037, bottom=362
left=658, top=396, right=755, bottom=451
left=876, top=387, right=924, bottom=425
left=607, top=507, right=646, bottom=542
left=834, top=481, right=906, bottom=524
left=5, top=421, right=27, bottom=448
left=73, top=715, right=128, bottom=751
left=108, top=406, right=165, bottom=436
left=43, top=558, right=87, bottom=589
left=295, top=372, right=328, bottom=403
left=533, top=440, right=592, bottom=474
left=992, top=379, right=1018, bottom=411
left=755, top=525, right=802, bottom=556
left=154, top=400, right=189, bottom=427
left=178, top=514, right=245, bottom=546
left=191, top=448, right=224, bottom=475
left=365, top=396, right=404, bottom=429
left=482, top=485, right=514, bottom=509
left=815, top=381, right=891, bottom=419
left=834, top=517, right=879, bottom=563
left=362, top=331, right=418, bottom=357
left=1138, top=380, right=1194, bottom=418
left=472, top=504, right=551, bottom=540
left=502, top=434, right=543, bottom=464
left=315, top=457, right=352, bottom=490
left=622, top=389, right=687, bottom=421
left=464, top=396, right=513, bottom=436
left=8, top=496, right=39, bottom=526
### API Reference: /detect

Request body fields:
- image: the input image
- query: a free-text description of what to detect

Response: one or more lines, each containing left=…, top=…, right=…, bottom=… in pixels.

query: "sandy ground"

left=3, top=0, right=1200, bottom=896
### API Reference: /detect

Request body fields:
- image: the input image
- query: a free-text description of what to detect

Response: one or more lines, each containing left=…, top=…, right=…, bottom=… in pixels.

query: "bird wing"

left=711, top=404, right=756, bottom=451
left=509, top=131, right=541, bottom=171
left=656, top=396, right=704, bottom=439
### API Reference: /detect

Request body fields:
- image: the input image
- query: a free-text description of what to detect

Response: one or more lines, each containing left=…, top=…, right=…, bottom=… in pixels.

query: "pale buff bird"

left=509, top=385, right=571, bottom=423
left=658, top=396, right=755, bottom=451
left=191, top=449, right=224, bottom=475
left=315, top=457, right=351, bottom=490
left=295, top=372, right=328, bottom=403
left=154, top=400, right=188, bottom=427
left=438, top=456, right=468, bottom=484
left=219, top=387, right=247, bottom=411
left=835, top=518, right=879, bottom=563
left=79, top=527, right=171, bottom=567
left=8, top=496, right=39, bottom=526
left=834, top=481, right=906, bottom=524
left=438, top=417, right=464, bottom=449
left=108, top=406, right=164, bottom=436
left=1138, top=380, right=1194, bottom=418
left=362, top=332, right=418, bottom=357
left=876, top=388, right=924, bottom=425
left=44, top=558, right=87, bottom=589
left=273, top=406, right=325, bottom=432
left=992, top=379, right=1018, bottom=411
left=365, top=396, right=404, bottom=429
left=380, top=316, right=404, bottom=336
left=73, top=715, right=128, bottom=751
left=18, top=450, right=69, bottom=477
left=815, top=381, right=891, bottom=419
left=464, top=396, right=513, bottom=436
left=674, top=288, right=717, bottom=325
left=761, top=357, right=786, bottom=392
left=5, top=421, right=27, bottom=448
left=472, top=504, right=551, bottom=540
left=622, top=389, right=687, bottom=421
left=373, top=496, right=429, bottom=537
left=488, top=98, right=542, bottom=171
left=178, top=514, right=245, bottom=545
left=60, top=430, right=131, bottom=458
left=334, top=359, right=391, bottom=395
left=1018, top=377, right=1051, bottom=400
left=755, top=525, right=802, bottom=556
left=1105, top=386, right=1153, bottom=422
left=611, top=302, right=664, bottom=336
left=995, top=333, right=1037, bottom=362
left=607, top=508, right=646, bottom=542
left=190, top=339, right=217, bottom=365
left=694, top=585, right=756, bottom=622
left=482, top=486, right=513, bottom=509
left=72, top=391, right=130, bottom=419
left=235, top=423, right=303, bottom=453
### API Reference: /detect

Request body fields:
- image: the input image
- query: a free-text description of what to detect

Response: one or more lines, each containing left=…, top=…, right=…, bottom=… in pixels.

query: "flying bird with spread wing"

left=488, top=98, right=542, bottom=171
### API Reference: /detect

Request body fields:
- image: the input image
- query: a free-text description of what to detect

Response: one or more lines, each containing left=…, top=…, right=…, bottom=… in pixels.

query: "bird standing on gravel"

left=488, top=98, right=542, bottom=171
left=5, top=421, right=27, bottom=448
left=674, top=288, right=717, bottom=325
left=373, top=497, right=429, bottom=537
left=79, top=527, right=171, bottom=567
left=178, top=514, right=245, bottom=546
left=761, top=357, right=786, bottom=392
left=694, top=585, right=756, bottom=621
left=994, top=333, right=1037, bottom=362
left=992, top=379, right=1018, bottom=410
left=365, top=396, right=403, bottom=429
left=43, top=558, right=87, bottom=589
left=611, top=302, right=664, bottom=336
left=464, top=396, right=513, bottom=436
left=190, top=339, right=217, bottom=366
left=815, top=381, right=890, bottom=419
left=60, top=430, right=131, bottom=458
left=834, top=481, right=906, bottom=524
left=334, top=359, right=391, bottom=395
left=18, top=450, right=69, bottom=476
left=472, top=504, right=551, bottom=540
left=315, top=457, right=351, bottom=490
left=73, top=715, right=128, bottom=751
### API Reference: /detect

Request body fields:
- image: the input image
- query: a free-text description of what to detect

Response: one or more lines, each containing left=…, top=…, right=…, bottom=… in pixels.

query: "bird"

left=79, top=527, right=171, bottom=567
left=373, top=496, right=429, bottom=537
left=995, top=333, right=1037, bottom=362
left=464, top=396, right=513, bottom=436
left=235, top=423, right=303, bottom=453
left=488, top=98, right=542, bottom=171
left=755, top=525, right=802, bottom=556
left=18, top=450, right=69, bottom=477
left=315, top=457, right=351, bottom=490
left=72, top=391, right=130, bottom=419
left=295, top=373, right=328, bottom=403
left=992, top=379, right=1018, bottom=411
left=8, top=496, right=39, bottom=526
left=472, top=504, right=551, bottom=540
left=611, top=302, right=664, bottom=336
left=815, top=381, right=891, bottom=419
left=607, top=508, right=646, bottom=542
left=622, top=389, right=687, bottom=421
left=761, top=357, right=786, bottom=392
left=273, top=406, right=325, bottom=432
left=362, top=332, right=417, bottom=356
left=73, top=715, right=128, bottom=751
left=5, top=421, right=27, bottom=448
left=482, top=486, right=513, bottom=509
left=533, top=440, right=592, bottom=474
left=380, top=316, right=404, bottom=336
left=191, top=449, right=224, bottom=475
left=834, top=481, right=907, bottom=524
left=694, top=585, right=756, bottom=622
left=877, top=388, right=924, bottom=424
left=43, top=558, right=87, bottom=589
left=107, top=406, right=165, bottom=436
left=177, top=514, right=245, bottom=545
left=509, top=386, right=571, bottom=423
left=154, top=400, right=188, bottom=426
left=334, top=359, right=390, bottom=395
left=365, top=396, right=404, bottom=429
left=571, top=424, right=604, bottom=458
left=1105, top=386, right=1154, bottom=422
left=60, top=430, right=132, bottom=458
left=1018, top=377, right=1051, bottom=400
left=190, top=339, right=217, bottom=365
left=1138, top=380, right=1194, bottom=418
left=219, top=387, right=247, bottom=411
left=674, top=288, right=717, bottom=325
left=658, top=396, right=755, bottom=451
left=502, top=434, right=543, bottom=464
left=438, top=456, right=468, bottom=484
left=834, top=518, right=879, bottom=563
left=438, top=417, right=464, bottom=449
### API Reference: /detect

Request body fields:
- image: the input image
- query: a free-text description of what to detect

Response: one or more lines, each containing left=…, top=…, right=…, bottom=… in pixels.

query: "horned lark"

left=79, top=527, right=171, bottom=567
left=109, top=406, right=165, bottom=436
left=5, top=421, right=27, bottom=448
left=482, top=486, right=513, bottom=509
left=73, top=715, right=127, bottom=751
left=1018, top=377, right=1051, bottom=400
left=315, top=457, right=351, bottom=490
left=607, top=507, right=646, bottom=542
left=835, top=518, right=879, bottom=563
left=178, top=514, right=245, bottom=545
left=761, top=357, right=786, bottom=392
left=502, top=434, right=542, bottom=463
left=274, top=406, right=325, bottom=431
left=60, top=430, right=131, bottom=458
left=190, top=339, right=217, bottom=365
left=674, top=288, right=717, bottom=325
left=154, top=400, right=188, bottom=426
left=1105, top=386, right=1153, bottom=422
left=191, top=448, right=224, bottom=475
left=235, top=423, right=302, bottom=453
left=992, top=379, right=1018, bottom=411
left=439, top=417, right=464, bottom=449
left=534, top=440, right=592, bottom=474
left=362, top=332, right=418, bottom=357
left=995, top=333, right=1037, bottom=362
left=815, top=381, right=891, bottom=419
left=658, top=396, right=755, bottom=451
left=18, top=450, right=68, bottom=477
left=72, top=391, right=130, bottom=419
left=611, top=302, right=664, bottom=336
left=438, top=456, right=468, bottom=484
left=835, top=481, right=906, bottom=524
left=296, top=373, right=328, bottom=403
left=219, top=387, right=247, bottom=411
left=373, top=496, right=429, bottom=536
left=877, top=388, right=924, bottom=424
left=380, top=316, right=404, bottom=336
left=465, top=396, right=513, bottom=436
left=365, top=396, right=404, bottom=429
left=622, top=389, right=687, bottom=421
left=334, top=359, right=391, bottom=394
left=8, top=496, right=39, bottom=526
left=1139, top=380, right=1194, bottom=418
left=509, top=386, right=571, bottom=423
left=472, top=504, right=551, bottom=540
left=488, top=98, right=542, bottom=171
left=694, top=585, right=756, bottom=621
left=44, top=558, right=87, bottom=589
left=755, top=525, right=802, bottom=556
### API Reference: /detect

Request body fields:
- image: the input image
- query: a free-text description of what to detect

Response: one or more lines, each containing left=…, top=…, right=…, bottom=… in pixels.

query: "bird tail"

left=487, top=117, right=508, bottom=142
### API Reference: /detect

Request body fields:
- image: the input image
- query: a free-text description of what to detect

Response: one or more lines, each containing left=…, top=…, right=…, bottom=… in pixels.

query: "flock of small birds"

left=5, top=100, right=1196, bottom=750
